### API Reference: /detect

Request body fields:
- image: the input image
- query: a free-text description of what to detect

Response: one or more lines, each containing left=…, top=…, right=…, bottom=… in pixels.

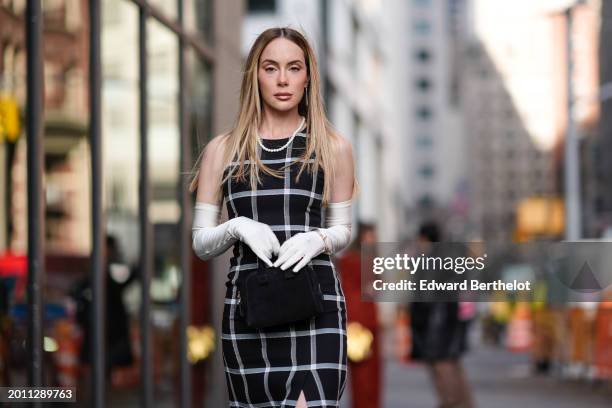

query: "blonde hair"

left=189, top=27, right=357, bottom=206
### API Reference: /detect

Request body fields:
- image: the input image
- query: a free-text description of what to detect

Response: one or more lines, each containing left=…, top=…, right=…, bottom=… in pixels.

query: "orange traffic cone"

left=507, top=303, right=532, bottom=352
left=54, top=319, right=79, bottom=387
left=594, top=296, right=612, bottom=379
left=395, top=309, right=411, bottom=364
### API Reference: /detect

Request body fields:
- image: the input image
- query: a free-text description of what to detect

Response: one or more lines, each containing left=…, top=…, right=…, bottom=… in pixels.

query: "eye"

left=264, top=67, right=275, bottom=72
left=290, top=66, right=301, bottom=71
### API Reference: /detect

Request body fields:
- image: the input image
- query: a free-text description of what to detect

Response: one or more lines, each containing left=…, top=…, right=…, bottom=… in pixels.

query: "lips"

left=274, top=93, right=292, bottom=100
left=274, top=94, right=291, bottom=102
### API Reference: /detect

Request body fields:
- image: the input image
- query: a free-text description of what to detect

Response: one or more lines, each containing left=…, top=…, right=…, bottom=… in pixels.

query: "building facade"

left=404, top=0, right=470, bottom=241
left=589, top=0, right=612, bottom=237
left=0, top=1, right=243, bottom=406
left=461, top=0, right=601, bottom=242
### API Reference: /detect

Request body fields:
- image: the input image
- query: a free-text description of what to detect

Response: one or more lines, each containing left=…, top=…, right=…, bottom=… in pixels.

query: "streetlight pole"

left=564, top=3, right=582, bottom=241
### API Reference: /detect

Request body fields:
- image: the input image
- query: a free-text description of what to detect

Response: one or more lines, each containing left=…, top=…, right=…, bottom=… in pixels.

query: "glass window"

left=415, top=48, right=431, bottom=63
left=5, top=0, right=25, bottom=15
left=42, top=0, right=67, bottom=30
left=0, top=3, right=25, bottom=389
left=1, top=0, right=94, bottom=392
left=418, top=194, right=434, bottom=209
left=417, top=135, right=433, bottom=148
left=419, top=164, right=435, bottom=177
left=413, top=19, right=431, bottom=34
left=416, top=77, right=432, bottom=92
left=416, top=106, right=433, bottom=120
left=103, top=0, right=123, bottom=26
left=185, top=0, right=213, bottom=42
left=103, top=0, right=140, bottom=238
left=42, top=0, right=90, bottom=255
left=187, top=50, right=213, bottom=165
left=248, top=0, right=276, bottom=13
left=101, top=3, right=143, bottom=403
left=147, top=17, right=181, bottom=405
left=2, top=0, right=227, bottom=403
left=147, top=19, right=180, bottom=227
left=148, top=0, right=178, bottom=21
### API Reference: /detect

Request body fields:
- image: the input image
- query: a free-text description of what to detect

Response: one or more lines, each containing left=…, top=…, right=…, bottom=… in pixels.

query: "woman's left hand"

left=273, top=232, right=326, bottom=272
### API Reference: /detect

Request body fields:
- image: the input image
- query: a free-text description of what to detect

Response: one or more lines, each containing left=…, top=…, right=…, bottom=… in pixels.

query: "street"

left=102, top=328, right=612, bottom=407
left=347, top=329, right=612, bottom=408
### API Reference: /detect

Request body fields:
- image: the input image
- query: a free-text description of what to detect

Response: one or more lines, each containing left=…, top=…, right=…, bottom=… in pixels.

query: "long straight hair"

left=189, top=27, right=356, bottom=206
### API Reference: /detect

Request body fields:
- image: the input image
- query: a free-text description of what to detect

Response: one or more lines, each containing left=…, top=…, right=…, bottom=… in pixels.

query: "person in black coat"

left=409, top=221, right=475, bottom=408
left=72, top=234, right=135, bottom=378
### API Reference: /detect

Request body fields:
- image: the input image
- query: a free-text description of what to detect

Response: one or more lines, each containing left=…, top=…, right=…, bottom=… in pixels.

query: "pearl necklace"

left=257, top=117, right=305, bottom=153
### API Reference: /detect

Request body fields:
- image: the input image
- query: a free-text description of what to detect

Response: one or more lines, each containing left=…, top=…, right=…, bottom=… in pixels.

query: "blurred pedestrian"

left=72, top=234, right=135, bottom=380
left=409, top=221, right=475, bottom=408
left=338, top=222, right=381, bottom=408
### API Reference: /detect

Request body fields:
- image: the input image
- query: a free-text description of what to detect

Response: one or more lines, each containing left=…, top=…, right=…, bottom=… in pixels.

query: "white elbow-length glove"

left=273, top=199, right=353, bottom=272
left=192, top=202, right=281, bottom=266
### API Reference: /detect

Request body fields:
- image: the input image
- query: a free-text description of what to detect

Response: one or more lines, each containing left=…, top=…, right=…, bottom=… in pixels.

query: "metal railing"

left=25, top=0, right=211, bottom=406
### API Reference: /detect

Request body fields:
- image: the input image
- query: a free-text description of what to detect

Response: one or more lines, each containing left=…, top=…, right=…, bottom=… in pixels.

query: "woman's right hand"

left=227, top=216, right=280, bottom=266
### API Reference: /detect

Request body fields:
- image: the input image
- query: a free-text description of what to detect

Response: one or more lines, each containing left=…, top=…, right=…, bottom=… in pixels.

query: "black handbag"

left=237, top=264, right=325, bottom=329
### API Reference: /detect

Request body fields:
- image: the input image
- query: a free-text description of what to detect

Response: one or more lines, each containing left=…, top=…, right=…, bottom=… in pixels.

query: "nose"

left=278, top=68, right=288, bottom=85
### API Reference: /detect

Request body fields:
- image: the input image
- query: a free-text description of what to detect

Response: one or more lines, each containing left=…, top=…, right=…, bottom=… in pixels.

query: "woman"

left=190, top=27, right=357, bottom=407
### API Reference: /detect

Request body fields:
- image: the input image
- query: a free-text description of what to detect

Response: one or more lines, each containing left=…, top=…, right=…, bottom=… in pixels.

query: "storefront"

left=0, top=1, right=241, bottom=406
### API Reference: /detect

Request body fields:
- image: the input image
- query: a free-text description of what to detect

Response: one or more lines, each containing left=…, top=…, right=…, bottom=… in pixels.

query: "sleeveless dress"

left=221, top=129, right=348, bottom=407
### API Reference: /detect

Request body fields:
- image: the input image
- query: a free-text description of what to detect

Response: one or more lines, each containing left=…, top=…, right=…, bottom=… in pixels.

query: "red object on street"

left=338, top=250, right=381, bottom=408
left=0, top=252, right=27, bottom=278
left=0, top=252, right=27, bottom=300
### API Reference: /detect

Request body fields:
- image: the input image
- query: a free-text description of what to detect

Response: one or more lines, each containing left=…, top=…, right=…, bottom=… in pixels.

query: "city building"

left=461, top=0, right=601, bottom=242
left=402, top=0, right=470, bottom=240
left=1, top=0, right=91, bottom=254
left=588, top=0, right=612, bottom=237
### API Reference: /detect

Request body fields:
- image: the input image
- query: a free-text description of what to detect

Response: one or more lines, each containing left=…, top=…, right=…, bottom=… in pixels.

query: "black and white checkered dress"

left=221, top=129, right=348, bottom=407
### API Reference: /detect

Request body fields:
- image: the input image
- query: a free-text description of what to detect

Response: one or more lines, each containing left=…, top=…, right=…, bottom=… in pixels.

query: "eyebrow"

left=260, top=59, right=304, bottom=66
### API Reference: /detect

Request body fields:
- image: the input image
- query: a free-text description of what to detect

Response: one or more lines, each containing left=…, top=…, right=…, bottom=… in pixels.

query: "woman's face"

left=257, top=38, right=308, bottom=114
